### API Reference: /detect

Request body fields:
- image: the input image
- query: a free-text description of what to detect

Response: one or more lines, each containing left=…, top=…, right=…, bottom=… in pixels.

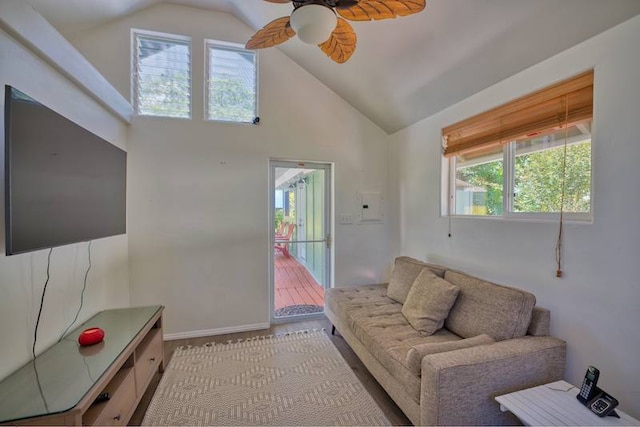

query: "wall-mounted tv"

left=4, top=86, right=126, bottom=255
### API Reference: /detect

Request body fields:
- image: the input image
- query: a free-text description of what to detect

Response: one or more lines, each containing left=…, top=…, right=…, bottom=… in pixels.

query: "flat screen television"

left=4, top=86, right=126, bottom=255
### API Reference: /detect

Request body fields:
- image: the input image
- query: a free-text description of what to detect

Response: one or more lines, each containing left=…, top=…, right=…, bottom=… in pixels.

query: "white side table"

left=495, top=380, right=639, bottom=426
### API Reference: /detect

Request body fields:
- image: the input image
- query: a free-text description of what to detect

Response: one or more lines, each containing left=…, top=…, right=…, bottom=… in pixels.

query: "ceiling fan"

left=246, top=0, right=426, bottom=63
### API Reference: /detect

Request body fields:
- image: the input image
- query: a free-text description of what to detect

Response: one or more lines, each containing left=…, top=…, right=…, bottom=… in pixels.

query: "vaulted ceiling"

left=26, top=0, right=640, bottom=134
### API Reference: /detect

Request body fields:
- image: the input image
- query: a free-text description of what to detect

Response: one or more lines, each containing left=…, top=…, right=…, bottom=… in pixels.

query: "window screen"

left=133, top=31, right=191, bottom=118
left=206, top=41, right=257, bottom=123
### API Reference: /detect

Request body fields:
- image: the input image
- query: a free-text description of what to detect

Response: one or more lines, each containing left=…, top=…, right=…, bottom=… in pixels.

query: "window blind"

left=206, top=42, right=257, bottom=123
left=443, top=70, right=593, bottom=158
left=134, top=32, right=191, bottom=118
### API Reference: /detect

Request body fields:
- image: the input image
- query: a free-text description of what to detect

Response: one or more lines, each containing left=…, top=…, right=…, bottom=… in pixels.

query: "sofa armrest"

left=406, top=334, right=495, bottom=376
left=420, top=336, right=566, bottom=426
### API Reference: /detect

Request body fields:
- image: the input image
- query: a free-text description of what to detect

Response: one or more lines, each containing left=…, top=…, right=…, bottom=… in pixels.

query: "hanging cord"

left=59, top=241, right=92, bottom=341
left=443, top=135, right=453, bottom=238
left=32, top=248, right=54, bottom=359
left=448, top=156, right=453, bottom=238
left=555, top=97, right=570, bottom=278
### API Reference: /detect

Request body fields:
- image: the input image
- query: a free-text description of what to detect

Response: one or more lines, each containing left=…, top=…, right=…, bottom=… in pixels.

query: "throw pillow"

left=401, top=268, right=460, bottom=335
left=387, top=257, right=446, bottom=304
left=405, top=334, right=495, bottom=375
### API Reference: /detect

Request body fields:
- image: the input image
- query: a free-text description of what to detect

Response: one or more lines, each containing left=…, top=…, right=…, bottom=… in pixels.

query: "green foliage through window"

left=209, top=76, right=255, bottom=122
left=207, top=43, right=257, bottom=123
left=452, top=125, right=592, bottom=217
left=514, top=142, right=591, bottom=213
left=456, top=159, right=503, bottom=215
left=134, top=32, right=191, bottom=118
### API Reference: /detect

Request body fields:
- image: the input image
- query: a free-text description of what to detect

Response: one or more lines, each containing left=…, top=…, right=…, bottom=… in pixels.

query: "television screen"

left=4, top=86, right=126, bottom=255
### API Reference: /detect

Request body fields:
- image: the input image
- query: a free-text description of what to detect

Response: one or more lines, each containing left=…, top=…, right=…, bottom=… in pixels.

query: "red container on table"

left=78, top=327, right=105, bottom=346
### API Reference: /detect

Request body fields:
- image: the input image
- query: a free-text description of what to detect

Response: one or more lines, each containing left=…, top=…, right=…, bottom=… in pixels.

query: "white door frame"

left=268, top=159, right=333, bottom=323
left=296, top=180, right=306, bottom=261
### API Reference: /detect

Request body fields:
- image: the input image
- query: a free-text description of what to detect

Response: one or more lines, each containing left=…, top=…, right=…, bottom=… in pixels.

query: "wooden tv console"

left=0, top=306, right=164, bottom=426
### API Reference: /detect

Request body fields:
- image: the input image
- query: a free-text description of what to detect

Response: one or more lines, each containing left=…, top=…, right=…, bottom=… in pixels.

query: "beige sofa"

left=325, top=257, right=566, bottom=426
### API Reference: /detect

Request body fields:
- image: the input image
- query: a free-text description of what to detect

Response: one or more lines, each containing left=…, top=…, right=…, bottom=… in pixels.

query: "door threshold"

left=271, top=312, right=325, bottom=324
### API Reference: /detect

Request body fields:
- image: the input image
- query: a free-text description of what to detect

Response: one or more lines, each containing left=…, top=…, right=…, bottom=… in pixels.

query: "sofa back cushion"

left=528, top=306, right=551, bottom=336
left=444, top=270, right=536, bottom=341
left=401, top=268, right=460, bottom=335
left=387, top=256, right=447, bottom=304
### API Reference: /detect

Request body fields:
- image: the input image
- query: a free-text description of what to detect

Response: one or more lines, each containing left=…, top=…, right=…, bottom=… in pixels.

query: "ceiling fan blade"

left=246, top=17, right=296, bottom=49
left=337, top=0, right=425, bottom=21
left=319, top=18, right=357, bottom=64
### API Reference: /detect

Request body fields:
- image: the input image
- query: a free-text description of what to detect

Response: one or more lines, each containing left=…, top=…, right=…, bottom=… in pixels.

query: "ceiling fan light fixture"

left=290, top=4, right=337, bottom=45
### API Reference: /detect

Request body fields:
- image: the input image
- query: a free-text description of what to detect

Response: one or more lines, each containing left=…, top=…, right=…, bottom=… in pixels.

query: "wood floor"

left=274, top=253, right=325, bottom=310
left=129, top=316, right=411, bottom=426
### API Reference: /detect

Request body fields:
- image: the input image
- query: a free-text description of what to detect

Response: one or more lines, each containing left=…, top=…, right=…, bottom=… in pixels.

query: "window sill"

left=133, top=114, right=192, bottom=121
left=442, top=213, right=593, bottom=224
left=204, top=118, right=257, bottom=126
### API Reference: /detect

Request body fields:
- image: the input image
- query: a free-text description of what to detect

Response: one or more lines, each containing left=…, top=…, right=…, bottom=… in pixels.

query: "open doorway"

left=270, top=160, right=331, bottom=321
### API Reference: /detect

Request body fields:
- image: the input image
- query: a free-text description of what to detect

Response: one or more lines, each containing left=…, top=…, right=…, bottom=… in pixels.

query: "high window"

left=205, top=40, right=258, bottom=123
left=133, top=30, right=191, bottom=118
left=444, top=71, right=593, bottom=220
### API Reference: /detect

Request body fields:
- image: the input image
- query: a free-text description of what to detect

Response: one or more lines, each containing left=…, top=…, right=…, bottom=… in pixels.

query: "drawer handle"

left=113, top=414, right=121, bottom=421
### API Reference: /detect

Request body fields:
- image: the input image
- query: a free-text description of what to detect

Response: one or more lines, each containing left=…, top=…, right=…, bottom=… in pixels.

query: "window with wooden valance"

left=442, top=70, right=594, bottom=158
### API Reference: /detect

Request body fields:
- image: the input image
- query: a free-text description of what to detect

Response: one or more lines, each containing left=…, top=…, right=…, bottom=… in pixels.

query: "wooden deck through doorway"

left=274, top=253, right=324, bottom=310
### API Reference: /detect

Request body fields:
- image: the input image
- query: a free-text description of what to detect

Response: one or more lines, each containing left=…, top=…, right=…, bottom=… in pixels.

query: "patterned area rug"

left=142, top=330, right=389, bottom=426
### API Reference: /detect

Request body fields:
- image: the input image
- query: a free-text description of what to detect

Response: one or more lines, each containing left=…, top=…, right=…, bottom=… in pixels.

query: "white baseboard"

left=163, top=323, right=271, bottom=341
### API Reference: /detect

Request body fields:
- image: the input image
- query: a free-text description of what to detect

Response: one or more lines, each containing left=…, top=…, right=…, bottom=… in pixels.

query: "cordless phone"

left=577, top=366, right=599, bottom=403
left=590, top=392, right=619, bottom=417
left=576, top=366, right=619, bottom=418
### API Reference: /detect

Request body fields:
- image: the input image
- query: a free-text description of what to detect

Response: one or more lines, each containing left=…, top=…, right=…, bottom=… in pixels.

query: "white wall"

left=0, top=30, right=129, bottom=380
left=71, top=4, right=390, bottom=337
left=389, top=16, right=640, bottom=416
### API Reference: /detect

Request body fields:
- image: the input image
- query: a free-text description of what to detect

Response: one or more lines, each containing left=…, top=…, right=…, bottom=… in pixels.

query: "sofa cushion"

left=349, top=303, right=408, bottom=341
left=405, top=334, right=495, bottom=375
left=325, top=284, right=393, bottom=321
left=387, top=256, right=447, bottom=304
left=401, top=269, right=460, bottom=335
left=348, top=304, right=461, bottom=403
left=444, top=270, right=536, bottom=341
left=352, top=312, right=460, bottom=404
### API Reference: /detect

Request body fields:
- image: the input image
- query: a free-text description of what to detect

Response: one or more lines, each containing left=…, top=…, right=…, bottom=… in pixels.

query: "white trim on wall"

left=163, top=323, right=271, bottom=341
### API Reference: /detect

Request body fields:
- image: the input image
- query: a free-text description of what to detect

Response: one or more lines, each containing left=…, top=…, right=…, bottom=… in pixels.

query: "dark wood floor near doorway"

left=129, top=316, right=411, bottom=426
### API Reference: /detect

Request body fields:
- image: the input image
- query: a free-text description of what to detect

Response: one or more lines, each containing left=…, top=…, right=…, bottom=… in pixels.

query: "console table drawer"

left=135, top=328, right=162, bottom=395
left=85, top=367, right=135, bottom=426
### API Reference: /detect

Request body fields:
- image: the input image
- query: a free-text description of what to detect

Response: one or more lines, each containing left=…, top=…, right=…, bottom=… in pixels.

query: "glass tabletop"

left=0, top=305, right=162, bottom=423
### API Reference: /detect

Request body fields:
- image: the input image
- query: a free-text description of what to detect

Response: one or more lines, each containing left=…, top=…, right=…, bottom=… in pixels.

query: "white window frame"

left=444, top=136, right=593, bottom=222
left=131, top=29, right=192, bottom=119
left=204, top=39, right=259, bottom=124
